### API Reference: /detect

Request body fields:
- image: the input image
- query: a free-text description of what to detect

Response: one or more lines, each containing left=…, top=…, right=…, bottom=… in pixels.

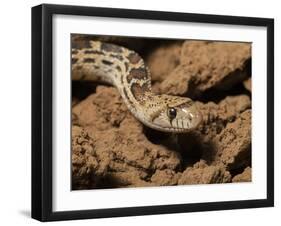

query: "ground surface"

left=71, top=35, right=252, bottom=190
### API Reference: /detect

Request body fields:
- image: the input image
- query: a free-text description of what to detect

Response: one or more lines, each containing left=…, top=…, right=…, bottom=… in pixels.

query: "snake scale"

left=72, top=40, right=202, bottom=133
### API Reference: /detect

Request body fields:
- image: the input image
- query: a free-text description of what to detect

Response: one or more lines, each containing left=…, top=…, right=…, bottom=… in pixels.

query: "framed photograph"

left=31, top=4, right=274, bottom=221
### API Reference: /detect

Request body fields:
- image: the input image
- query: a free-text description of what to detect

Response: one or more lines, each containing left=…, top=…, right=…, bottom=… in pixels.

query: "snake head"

left=150, top=95, right=202, bottom=133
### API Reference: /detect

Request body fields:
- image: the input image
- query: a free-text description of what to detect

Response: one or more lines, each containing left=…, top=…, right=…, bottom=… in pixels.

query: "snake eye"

left=167, top=107, right=177, bottom=120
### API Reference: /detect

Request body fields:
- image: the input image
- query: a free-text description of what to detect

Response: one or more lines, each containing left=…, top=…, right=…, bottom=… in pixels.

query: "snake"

left=72, top=40, right=202, bottom=133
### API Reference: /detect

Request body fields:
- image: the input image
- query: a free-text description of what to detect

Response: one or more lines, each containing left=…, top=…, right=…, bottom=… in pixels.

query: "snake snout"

left=184, top=104, right=202, bottom=130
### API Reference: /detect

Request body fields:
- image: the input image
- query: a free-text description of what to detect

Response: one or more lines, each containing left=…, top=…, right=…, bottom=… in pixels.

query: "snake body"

left=72, top=40, right=202, bottom=133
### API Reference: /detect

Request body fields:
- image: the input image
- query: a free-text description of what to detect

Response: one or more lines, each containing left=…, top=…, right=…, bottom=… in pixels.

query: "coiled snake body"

left=72, top=41, right=202, bottom=133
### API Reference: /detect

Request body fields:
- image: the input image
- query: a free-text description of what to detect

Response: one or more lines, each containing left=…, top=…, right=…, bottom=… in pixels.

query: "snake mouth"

left=144, top=104, right=202, bottom=133
left=149, top=111, right=202, bottom=133
left=169, top=104, right=202, bottom=132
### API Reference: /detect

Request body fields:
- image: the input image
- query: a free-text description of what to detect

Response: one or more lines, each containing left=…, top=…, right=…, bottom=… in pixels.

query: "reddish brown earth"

left=72, top=36, right=252, bottom=190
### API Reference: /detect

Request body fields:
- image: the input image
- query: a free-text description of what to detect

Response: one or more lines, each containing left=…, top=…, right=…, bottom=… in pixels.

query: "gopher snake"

left=72, top=41, right=202, bottom=133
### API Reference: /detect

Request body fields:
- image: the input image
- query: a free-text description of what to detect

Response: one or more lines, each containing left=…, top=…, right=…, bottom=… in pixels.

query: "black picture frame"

left=31, top=3, right=274, bottom=222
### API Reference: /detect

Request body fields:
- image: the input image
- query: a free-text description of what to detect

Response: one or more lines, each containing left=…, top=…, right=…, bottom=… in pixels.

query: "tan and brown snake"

left=72, top=40, right=202, bottom=133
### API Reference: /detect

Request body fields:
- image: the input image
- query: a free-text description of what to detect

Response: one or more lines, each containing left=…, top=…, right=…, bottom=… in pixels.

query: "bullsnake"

left=72, top=40, right=202, bottom=133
